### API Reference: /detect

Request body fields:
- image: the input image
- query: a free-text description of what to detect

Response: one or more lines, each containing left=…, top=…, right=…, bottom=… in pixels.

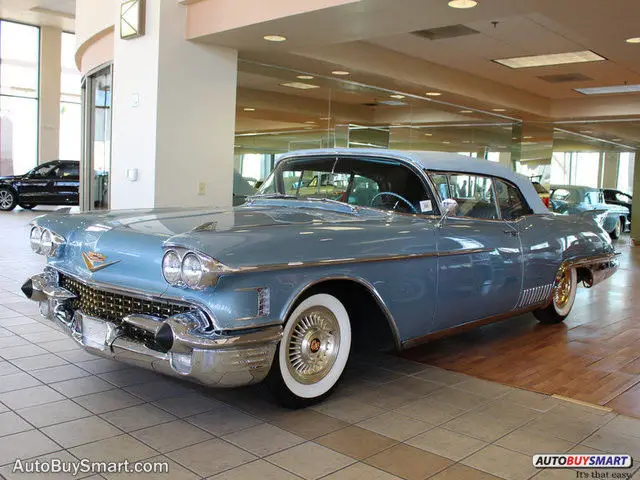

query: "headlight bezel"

left=29, top=225, right=65, bottom=257
left=162, top=248, right=234, bottom=290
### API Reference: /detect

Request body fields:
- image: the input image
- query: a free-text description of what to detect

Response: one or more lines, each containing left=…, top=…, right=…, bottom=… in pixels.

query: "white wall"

left=75, top=0, right=116, bottom=48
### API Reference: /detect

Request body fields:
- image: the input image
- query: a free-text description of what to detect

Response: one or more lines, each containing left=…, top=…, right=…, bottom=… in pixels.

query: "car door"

left=430, top=173, right=523, bottom=332
left=50, top=163, right=80, bottom=205
left=14, top=163, right=58, bottom=204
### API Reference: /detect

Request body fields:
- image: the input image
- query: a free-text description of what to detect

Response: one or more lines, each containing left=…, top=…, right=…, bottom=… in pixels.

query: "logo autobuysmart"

left=533, top=454, right=633, bottom=468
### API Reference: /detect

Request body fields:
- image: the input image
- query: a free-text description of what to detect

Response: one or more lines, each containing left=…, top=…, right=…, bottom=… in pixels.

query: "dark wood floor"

left=404, top=234, right=640, bottom=418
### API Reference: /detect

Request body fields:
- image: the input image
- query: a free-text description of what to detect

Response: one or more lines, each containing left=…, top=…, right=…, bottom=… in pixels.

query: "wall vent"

left=538, top=73, right=593, bottom=83
left=411, top=25, right=480, bottom=41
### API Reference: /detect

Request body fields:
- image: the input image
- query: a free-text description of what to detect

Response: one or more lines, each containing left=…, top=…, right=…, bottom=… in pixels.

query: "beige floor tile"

left=316, top=425, right=398, bottom=460
left=426, top=387, right=492, bottom=411
left=500, top=389, right=561, bottom=413
left=0, top=450, right=84, bottom=480
left=0, top=371, right=41, bottom=393
left=38, top=338, right=80, bottom=353
left=210, top=459, right=302, bottom=480
left=152, top=393, right=222, bottom=418
left=365, top=443, right=453, bottom=480
left=50, top=376, right=114, bottom=398
left=166, top=438, right=256, bottom=477
left=394, top=397, right=467, bottom=425
left=598, top=415, right=640, bottom=438
left=582, top=429, right=640, bottom=458
left=0, top=361, right=21, bottom=376
left=76, top=358, right=129, bottom=375
left=0, top=429, right=61, bottom=466
left=532, top=470, right=580, bottom=479
left=0, top=385, right=65, bottom=409
left=123, top=380, right=194, bottom=402
left=17, top=399, right=92, bottom=428
left=268, top=409, right=350, bottom=440
left=30, top=364, right=91, bottom=383
left=223, top=423, right=304, bottom=457
left=407, top=427, right=487, bottom=461
left=101, top=404, right=176, bottom=432
left=321, top=462, right=401, bottom=480
left=6, top=323, right=56, bottom=335
left=185, top=405, right=262, bottom=436
left=462, top=445, right=539, bottom=480
left=70, top=434, right=158, bottom=462
left=429, top=463, right=502, bottom=480
left=348, top=384, right=422, bottom=410
left=11, top=353, right=68, bottom=371
left=74, top=389, right=145, bottom=414
left=1, top=344, right=48, bottom=360
left=42, top=416, right=122, bottom=448
left=20, top=330, right=69, bottom=343
left=0, top=411, right=32, bottom=436
left=442, top=411, right=520, bottom=442
left=56, top=349, right=101, bottom=363
left=102, top=455, right=199, bottom=480
left=131, top=419, right=213, bottom=453
left=0, top=336, right=30, bottom=348
left=357, top=411, right=432, bottom=441
left=473, top=400, right=542, bottom=428
left=98, top=368, right=162, bottom=387
left=526, top=413, right=603, bottom=443
left=413, top=367, right=470, bottom=386
left=266, top=442, right=356, bottom=480
left=310, top=397, right=386, bottom=424
left=496, top=428, right=576, bottom=456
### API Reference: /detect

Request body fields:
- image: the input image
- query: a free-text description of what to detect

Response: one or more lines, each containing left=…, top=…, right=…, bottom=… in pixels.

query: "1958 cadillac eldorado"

left=22, top=149, right=618, bottom=407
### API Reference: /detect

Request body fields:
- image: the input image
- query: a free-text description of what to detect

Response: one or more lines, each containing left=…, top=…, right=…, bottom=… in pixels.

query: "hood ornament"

left=82, top=251, right=120, bottom=273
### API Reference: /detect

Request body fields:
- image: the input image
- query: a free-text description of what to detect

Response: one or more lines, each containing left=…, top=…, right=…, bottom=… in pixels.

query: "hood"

left=0, top=175, right=22, bottom=183
left=35, top=199, right=408, bottom=294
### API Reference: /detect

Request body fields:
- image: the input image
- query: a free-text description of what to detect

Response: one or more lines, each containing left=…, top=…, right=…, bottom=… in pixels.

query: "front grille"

left=59, top=274, right=190, bottom=325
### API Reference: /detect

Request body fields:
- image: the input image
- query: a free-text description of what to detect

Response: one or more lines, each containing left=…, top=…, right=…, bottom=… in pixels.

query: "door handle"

left=503, top=230, right=519, bottom=237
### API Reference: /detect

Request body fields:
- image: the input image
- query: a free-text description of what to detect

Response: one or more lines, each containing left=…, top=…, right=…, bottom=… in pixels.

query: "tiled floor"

left=0, top=208, right=638, bottom=479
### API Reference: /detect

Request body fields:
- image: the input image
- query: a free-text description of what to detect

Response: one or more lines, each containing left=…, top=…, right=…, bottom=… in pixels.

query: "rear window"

left=533, top=182, right=548, bottom=194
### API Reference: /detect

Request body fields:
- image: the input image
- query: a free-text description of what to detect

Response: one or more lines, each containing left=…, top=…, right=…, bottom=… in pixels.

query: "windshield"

left=256, top=156, right=438, bottom=214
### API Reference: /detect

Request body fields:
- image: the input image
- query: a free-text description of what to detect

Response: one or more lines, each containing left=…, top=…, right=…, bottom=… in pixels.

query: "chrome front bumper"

left=22, top=270, right=281, bottom=388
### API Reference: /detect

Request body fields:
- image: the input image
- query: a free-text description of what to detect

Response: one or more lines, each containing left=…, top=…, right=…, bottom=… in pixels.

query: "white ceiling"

left=0, top=0, right=75, bottom=29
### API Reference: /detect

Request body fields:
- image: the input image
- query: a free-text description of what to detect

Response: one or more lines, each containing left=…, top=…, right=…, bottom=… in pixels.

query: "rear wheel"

left=0, top=188, right=17, bottom=211
left=533, top=267, right=577, bottom=324
left=266, top=293, right=351, bottom=409
left=610, top=219, right=622, bottom=239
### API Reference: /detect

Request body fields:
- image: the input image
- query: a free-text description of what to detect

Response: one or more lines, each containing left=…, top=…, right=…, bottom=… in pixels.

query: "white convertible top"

left=278, top=148, right=548, bottom=214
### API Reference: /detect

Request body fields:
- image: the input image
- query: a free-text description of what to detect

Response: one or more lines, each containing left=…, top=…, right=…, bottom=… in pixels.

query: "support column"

left=631, top=152, right=640, bottom=245
left=110, top=1, right=237, bottom=209
left=38, top=26, right=62, bottom=164
left=601, top=152, right=620, bottom=189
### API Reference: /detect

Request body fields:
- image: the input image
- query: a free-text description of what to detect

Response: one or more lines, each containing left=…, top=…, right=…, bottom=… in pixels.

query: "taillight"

left=542, top=197, right=550, bottom=208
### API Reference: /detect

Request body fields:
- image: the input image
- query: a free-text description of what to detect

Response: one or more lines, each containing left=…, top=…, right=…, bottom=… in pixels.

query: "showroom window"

left=0, top=20, right=40, bottom=176
left=618, top=152, right=635, bottom=195
left=60, top=31, right=81, bottom=161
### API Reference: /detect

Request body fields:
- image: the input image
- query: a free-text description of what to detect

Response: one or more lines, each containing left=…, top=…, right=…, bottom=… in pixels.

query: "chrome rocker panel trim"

left=22, top=272, right=281, bottom=388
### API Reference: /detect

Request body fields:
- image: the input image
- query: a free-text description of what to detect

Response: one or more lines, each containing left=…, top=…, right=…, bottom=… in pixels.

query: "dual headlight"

left=162, top=249, right=233, bottom=290
left=29, top=226, right=65, bottom=257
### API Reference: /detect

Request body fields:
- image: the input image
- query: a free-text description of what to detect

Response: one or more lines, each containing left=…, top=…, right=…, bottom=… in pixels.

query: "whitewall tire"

left=534, top=267, right=577, bottom=324
left=267, top=293, right=351, bottom=408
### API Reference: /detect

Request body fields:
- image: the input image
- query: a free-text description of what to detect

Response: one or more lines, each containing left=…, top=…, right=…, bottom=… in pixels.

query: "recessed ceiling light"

left=297, top=75, right=314, bottom=80
left=448, top=0, right=478, bottom=8
left=425, top=91, right=441, bottom=96
left=264, top=35, right=287, bottom=42
left=492, top=108, right=506, bottom=112
left=424, top=133, right=433, bottom=136
left=575, top=84, right=640, bottom=95
left=626, top=37, right=640, bottom=44
left=390, top=94, right=406, bottom=99
left=304, top=126, right=313, bottom=130
left=523, top=135, right=533, bottom=139
left=494, top=50, right=605, bottom=69
left=612, top=138, right=622, bottom=141
left=442, top=140, right=451, bottom=144
left=320, top=116, right=331, bottom=120
left=459, top=110, right=473, bottom=113
left=332, top=70, right=350, bottom=76
left=304, top=120, right=316, bottom=124
left=243, top=107, right=255, bottom=112
left=280, top=82, right=320, bottom=90
left=580, top=130, right=593, bottom=134
left=462, top=140, right=471, bottom=143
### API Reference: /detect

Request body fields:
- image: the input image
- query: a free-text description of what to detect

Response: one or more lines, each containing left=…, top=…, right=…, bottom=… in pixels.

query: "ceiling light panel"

left=494, top=50, right=605, bottom=69
left=280, top=82, right=320, bottom=90
left=574, top=84, right=640, bottom=95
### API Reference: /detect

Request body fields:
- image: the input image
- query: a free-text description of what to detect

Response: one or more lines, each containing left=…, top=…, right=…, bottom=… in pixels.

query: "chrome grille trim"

left=517, top=283, right=553, bottom=309
left=59, top=274, right=190, bottom=325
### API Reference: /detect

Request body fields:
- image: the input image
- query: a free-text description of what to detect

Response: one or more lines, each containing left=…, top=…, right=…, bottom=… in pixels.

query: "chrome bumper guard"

left=565, top=253, right=620, bottom=288
left=22, top=271, right=281, bottom=388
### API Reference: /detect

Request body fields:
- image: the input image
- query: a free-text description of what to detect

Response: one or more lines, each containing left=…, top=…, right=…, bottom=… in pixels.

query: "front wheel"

left=533, top=267, right=577, bottom=324
left=0, top=188, right=17, bottom=211
left=266, top=293, right=351, bottom=409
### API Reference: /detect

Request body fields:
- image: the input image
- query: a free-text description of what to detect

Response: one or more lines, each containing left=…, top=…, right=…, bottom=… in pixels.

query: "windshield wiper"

left=248, top=193, right=298, bottom=200
left=306, top=197, right=359, bottom=212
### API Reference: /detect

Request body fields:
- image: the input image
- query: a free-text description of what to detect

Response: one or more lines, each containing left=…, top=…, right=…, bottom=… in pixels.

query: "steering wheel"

left=370, top=192, right=417, bottom=213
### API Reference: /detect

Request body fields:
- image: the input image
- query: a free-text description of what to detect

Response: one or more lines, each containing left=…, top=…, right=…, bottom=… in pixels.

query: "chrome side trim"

left=516, top=283, right=553, bottom=309
left=280, top=275, right=403, bottom=351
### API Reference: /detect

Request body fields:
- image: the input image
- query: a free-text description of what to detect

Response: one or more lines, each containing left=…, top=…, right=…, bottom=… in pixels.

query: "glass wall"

left=0, top=20, right=39, bottom=176
left=60, top=31, right=81, bottom=161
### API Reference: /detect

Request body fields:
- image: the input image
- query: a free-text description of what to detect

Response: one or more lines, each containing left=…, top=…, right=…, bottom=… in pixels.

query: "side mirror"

left=438, top=198, right=458, bottom=226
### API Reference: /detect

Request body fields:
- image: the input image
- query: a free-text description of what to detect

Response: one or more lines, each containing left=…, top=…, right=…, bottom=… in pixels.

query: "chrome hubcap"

left=553, top=268, right=572, bottom=309
left=286, top=306, right=340, bottom=384
left=0, top=190, right=13, bottom=209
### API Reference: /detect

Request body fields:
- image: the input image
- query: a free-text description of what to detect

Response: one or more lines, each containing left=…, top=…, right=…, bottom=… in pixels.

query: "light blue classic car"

left=550, top=185, right=630, bottom=239
left=22, top=149, right=618, bottom=407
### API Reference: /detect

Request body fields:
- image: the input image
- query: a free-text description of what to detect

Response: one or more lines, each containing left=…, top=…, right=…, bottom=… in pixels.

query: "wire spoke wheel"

left=553, top=267, right=573, bottom=310
left=286, top=306, right=340, bottom=385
